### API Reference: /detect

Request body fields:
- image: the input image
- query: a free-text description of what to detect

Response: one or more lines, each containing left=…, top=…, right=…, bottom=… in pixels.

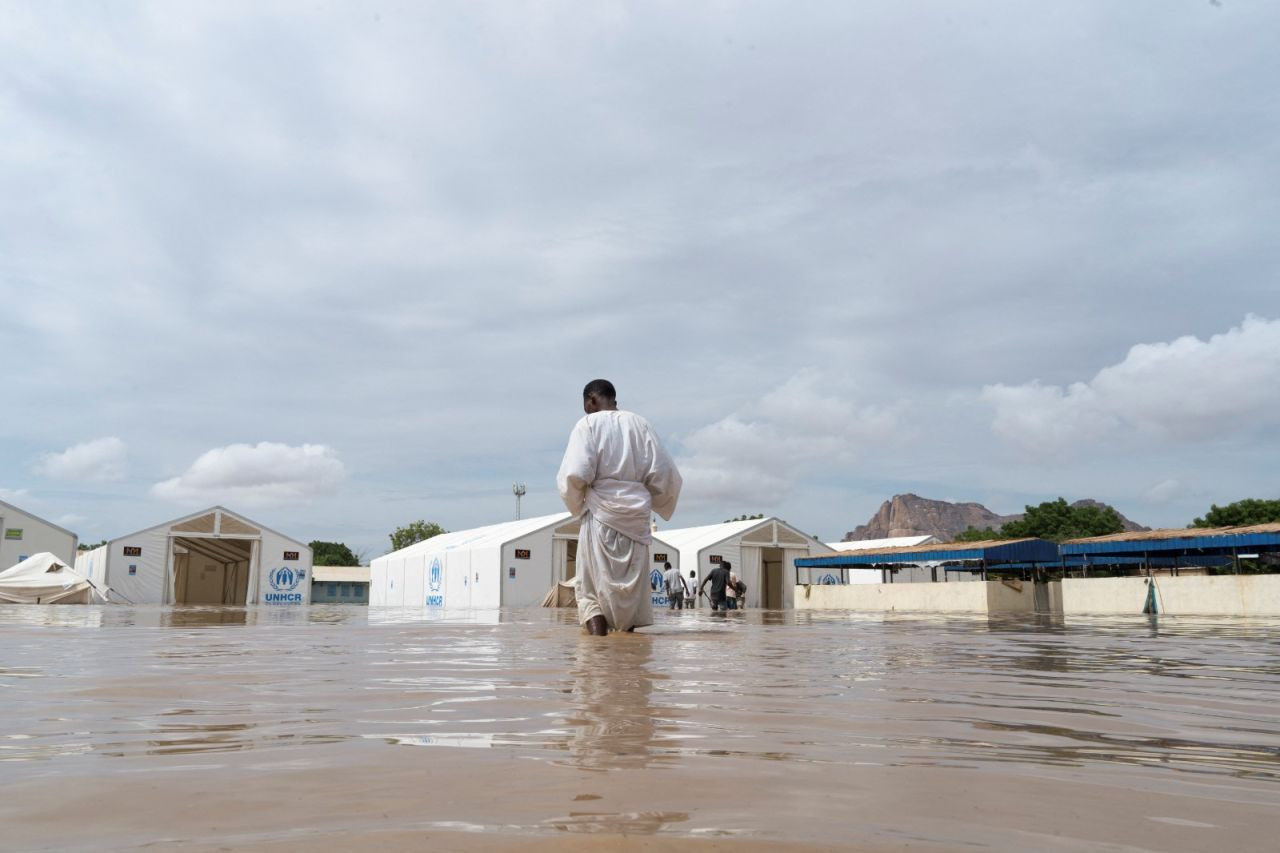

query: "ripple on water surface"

left=1, top=605, right=1278, bottom=847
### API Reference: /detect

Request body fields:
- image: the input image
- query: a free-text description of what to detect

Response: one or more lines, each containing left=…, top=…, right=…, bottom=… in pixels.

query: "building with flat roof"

left=312, top=565, right=370, bottom=604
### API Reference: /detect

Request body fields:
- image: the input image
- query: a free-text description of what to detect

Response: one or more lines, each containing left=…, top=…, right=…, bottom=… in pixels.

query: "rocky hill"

left=844, top=494, right=1148, bottom=542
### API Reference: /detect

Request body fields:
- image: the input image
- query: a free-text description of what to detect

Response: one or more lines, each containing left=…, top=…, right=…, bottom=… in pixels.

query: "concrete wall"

left=312, top=580, right=369, bottom=604
left=1061, top=575, right=1280, bottom=616
left=794, top=580, right=1036, bottom=614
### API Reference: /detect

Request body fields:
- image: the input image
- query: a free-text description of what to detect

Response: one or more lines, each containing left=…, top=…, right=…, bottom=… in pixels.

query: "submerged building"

left=370, top=513, right=581, bottom=608
left=1, top=497, right=78, bottom=568
left=652, top=517, right=834, bottom=609
left=311, top=565, right=370, bottom=604
left=75, top=506, right=313, bottom=606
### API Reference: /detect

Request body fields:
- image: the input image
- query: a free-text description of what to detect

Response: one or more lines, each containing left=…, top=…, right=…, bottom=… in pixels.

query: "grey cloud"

left=2, top=2, right=1277, bottom=553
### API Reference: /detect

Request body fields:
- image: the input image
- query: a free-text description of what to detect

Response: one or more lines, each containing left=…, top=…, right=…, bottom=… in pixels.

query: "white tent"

left=821, top=535, right=977, bottom=584
left=652, top=517, right=834, bottom=609
left=0, top=552, right=95, bottom=604
left=825, top=535, right=940, bottom=551
left=822, top=536, right=940, bottom=585
left=74, top=506, right=312, bottom=606
left=370, top=512, right=580, bottom=609
left=1, top=498, right=78, bottom=569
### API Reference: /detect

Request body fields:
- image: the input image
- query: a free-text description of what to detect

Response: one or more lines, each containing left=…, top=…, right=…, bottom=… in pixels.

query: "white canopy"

left=825, top=535, right=940, bottom=551
left=0, top=552, right=95, bottom=604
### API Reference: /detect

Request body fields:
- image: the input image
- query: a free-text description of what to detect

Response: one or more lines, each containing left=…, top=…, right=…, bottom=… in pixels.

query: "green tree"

left=77, top=540, right=107, bottom=551
left=1192, top=499, right=1280, bottom=528
left=309, top=540, right=359, bottom=566
left=1001, top=498, right=1124, bottom=542
left=954, top=526, right=1003, bottom=542
left=724, top=513, right=765, bottom=523
left=390, top=520, right=447, bottom=552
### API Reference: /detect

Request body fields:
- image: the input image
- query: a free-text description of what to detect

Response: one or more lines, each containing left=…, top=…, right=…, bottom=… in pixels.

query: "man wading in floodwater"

left=557, top=379, right=682, bottom=636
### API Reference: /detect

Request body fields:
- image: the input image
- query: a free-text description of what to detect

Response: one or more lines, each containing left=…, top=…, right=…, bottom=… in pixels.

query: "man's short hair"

left=720, top=560, right=732, bottom=570
left=664, top=561, right=671, bottom=569
left=583, top=379, right=616, bottom=401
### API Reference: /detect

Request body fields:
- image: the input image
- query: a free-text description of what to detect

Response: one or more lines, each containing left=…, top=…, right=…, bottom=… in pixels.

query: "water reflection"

left=563, top=636, right=660, bottom=771
left=0, top=606, right=1277, bottom=785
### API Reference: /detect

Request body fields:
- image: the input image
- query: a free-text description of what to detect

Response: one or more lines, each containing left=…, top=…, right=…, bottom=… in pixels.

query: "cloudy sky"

left=3, top=1, right=1277, bottom=559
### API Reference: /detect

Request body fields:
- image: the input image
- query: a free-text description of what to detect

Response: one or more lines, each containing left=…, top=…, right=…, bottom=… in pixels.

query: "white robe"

left=557, top=410, right=682, bottom=630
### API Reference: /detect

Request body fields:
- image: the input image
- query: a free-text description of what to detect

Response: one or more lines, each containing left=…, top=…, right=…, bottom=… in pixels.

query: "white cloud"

left=982, top=316, right=1280, bottom=452
left=675, top=370, right=902, bottom=508
left=55, top=513, right=87, bottom=528
left=151, top=442, right=346, bottom=505
left=36, top=437, right=127, bottom=482
left=0, top=487, right=31, bottom=504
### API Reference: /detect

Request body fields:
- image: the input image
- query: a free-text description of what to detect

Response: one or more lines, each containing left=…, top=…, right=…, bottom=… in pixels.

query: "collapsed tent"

left=541, top=580, right=578, bottom=608
left=0, top=552, right=95, bottom=604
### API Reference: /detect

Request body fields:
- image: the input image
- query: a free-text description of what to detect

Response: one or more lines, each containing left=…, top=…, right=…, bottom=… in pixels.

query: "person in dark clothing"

left=698, top=559, right=733, bottom=611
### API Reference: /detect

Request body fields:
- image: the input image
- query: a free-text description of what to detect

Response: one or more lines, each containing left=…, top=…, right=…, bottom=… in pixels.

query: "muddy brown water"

left=1, top=606, right=1278, bottom=851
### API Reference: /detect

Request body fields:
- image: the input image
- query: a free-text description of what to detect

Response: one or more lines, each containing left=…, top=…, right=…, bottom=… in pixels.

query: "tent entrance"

left=554, top=537, right=578, bottom=582
left=761, top=547, right=785, bottom=609
left=172, top=537, right=252, bottom=605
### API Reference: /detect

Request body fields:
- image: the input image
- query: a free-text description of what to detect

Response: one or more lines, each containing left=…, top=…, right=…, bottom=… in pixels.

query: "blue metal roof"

left=1061, top=529, right=1280, bottom=557
left=797, top=538, right=1059, bottom=568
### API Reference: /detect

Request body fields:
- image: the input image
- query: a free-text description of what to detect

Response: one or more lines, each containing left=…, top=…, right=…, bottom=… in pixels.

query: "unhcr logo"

left=268, top=566, right=300, bottom=591
left=426, top=558, right=445, bottom=606
left=649, top=568, right=663, bottom=591
left=265, top=566, right=304, bottom=604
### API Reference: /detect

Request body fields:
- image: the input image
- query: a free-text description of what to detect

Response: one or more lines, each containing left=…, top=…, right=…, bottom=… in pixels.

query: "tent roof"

left=1061, top=523, right=1280, bottom=556
left=0, top=552, right=89, bottom=585
left=380, top=512, right=574, bottom=560
left=653, top=518, right=777, bottom=552
left=654, top=517, right=827, bottom=554
left=106, top=505, right=308, bottom=548
left=826, top=535, right=939, bottom=551
left=0, top=497, right=79, bottom=539
left=798, top=538, right=1059, bottom=567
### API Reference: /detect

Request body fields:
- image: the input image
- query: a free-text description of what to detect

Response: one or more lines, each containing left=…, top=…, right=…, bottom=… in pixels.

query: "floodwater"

left=2, top=607, right=1278, bottom=852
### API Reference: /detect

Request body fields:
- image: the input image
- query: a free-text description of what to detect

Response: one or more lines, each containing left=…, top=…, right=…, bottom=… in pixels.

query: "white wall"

left=1061, top=574, right=1280, bottom=616
left=445, top=549, right=474, bottom=608
left=1, top=503, right=77, bottom=568
left=794, top=580, right=1036, bottom=614
left=74, top=544, right=109, bottom=590
left=257, top=528, right=311, bottom=606
left=502, top=529, right=556, bottom=607
left=104, top=526, right=169, bottom=605
left=649, top=537, right=681, bottom=608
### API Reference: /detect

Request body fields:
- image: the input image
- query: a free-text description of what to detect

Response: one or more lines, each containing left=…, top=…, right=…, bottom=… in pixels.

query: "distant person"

left=662, top=561, right=684, bottom=610
left=684, top=570, right=698, bottom=609
left=699, top=559, right=733, bottom=611
left=725, top=573, right=747, bottom=610
left=557, top=379, right=683, bottom=636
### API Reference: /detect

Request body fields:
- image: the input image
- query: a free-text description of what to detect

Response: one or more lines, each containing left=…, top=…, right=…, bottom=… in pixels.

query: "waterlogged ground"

left=1, top=606, right=1278, bottom=851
